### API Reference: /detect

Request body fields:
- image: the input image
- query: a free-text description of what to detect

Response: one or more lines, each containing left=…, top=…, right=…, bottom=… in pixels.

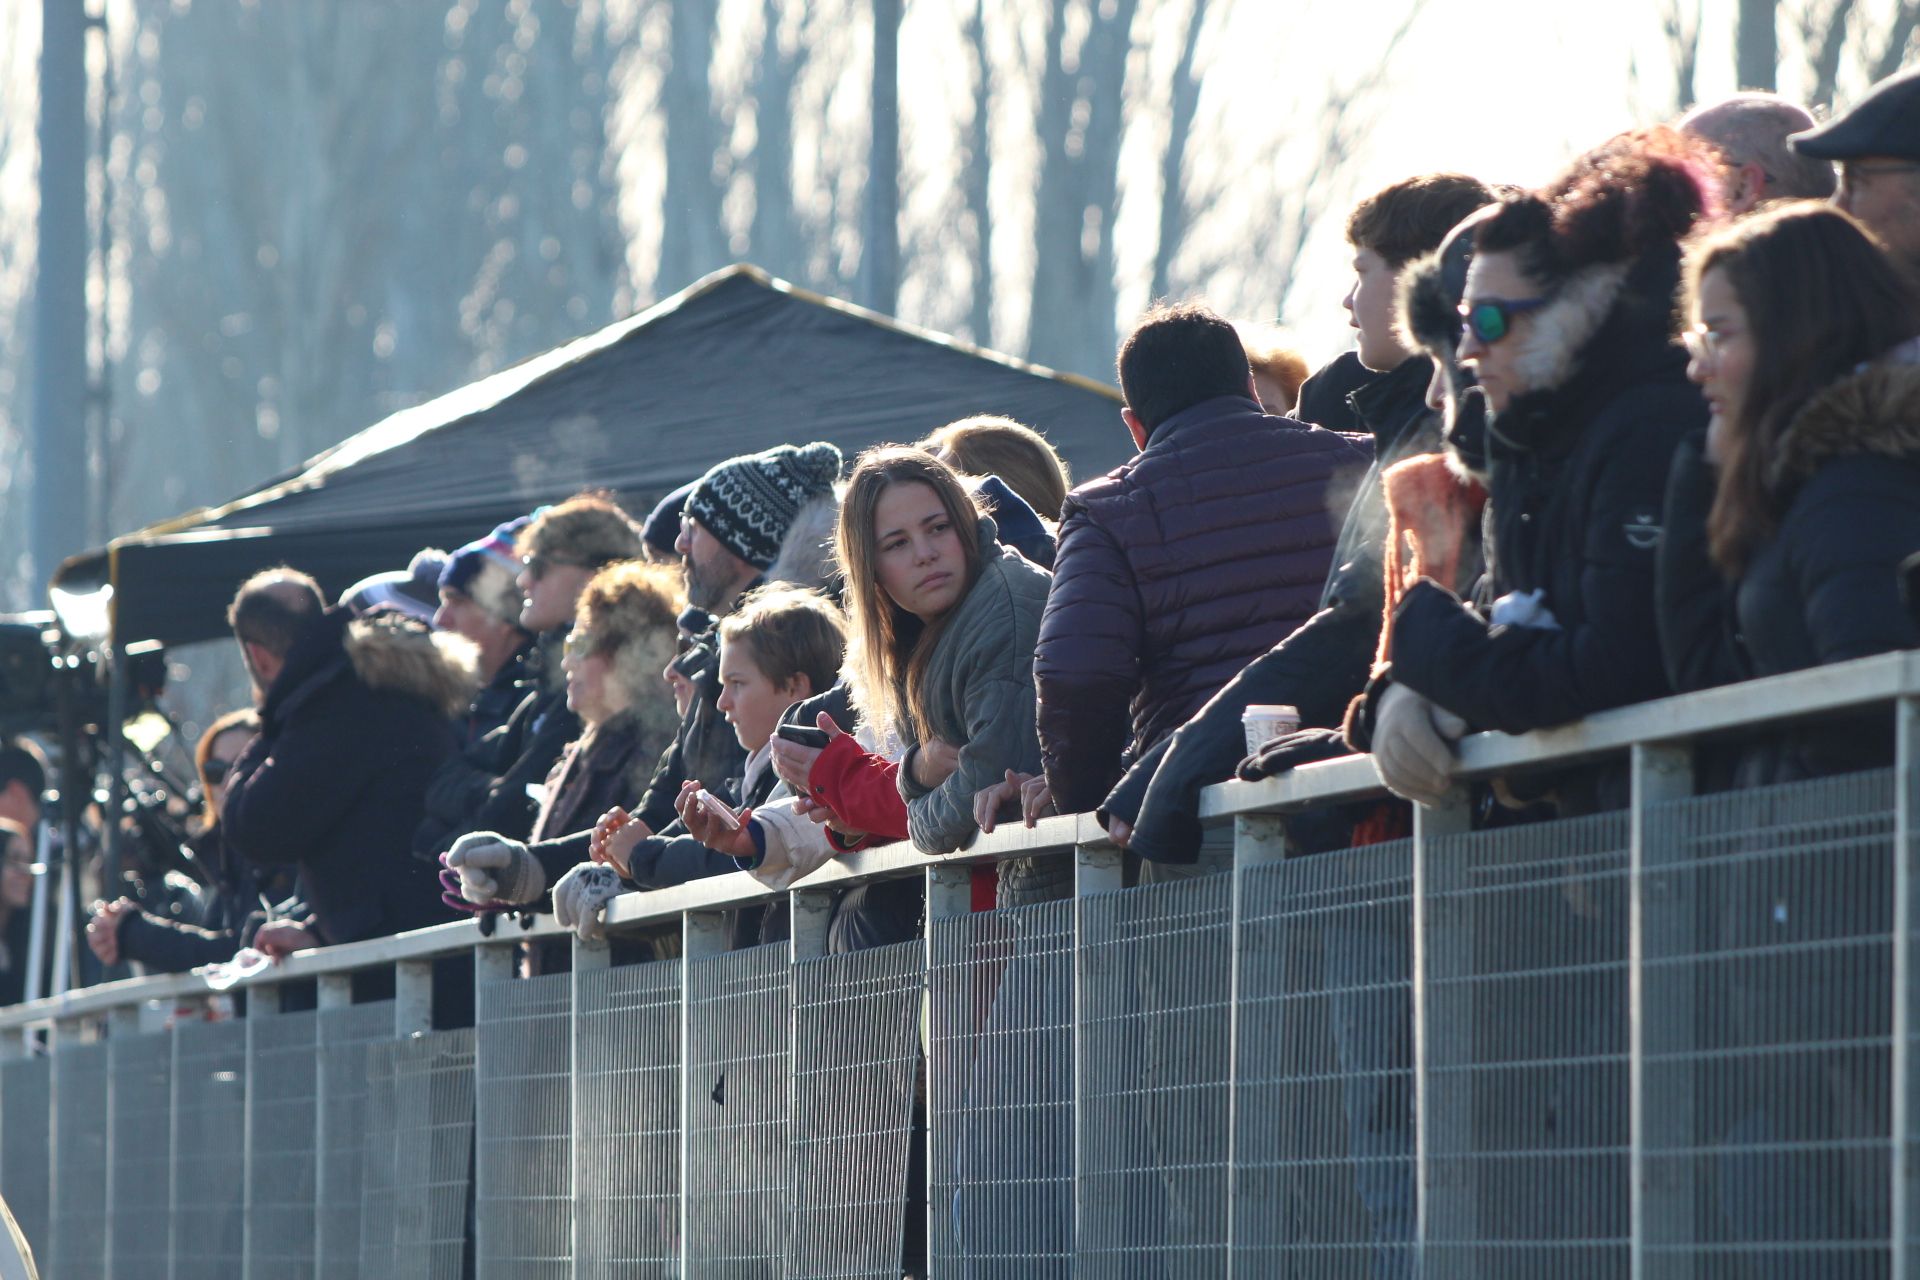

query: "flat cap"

left=1790, top=64, right=1920, bottom=161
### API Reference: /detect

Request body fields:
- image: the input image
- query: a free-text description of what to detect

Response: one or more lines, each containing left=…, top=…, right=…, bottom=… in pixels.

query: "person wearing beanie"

left=414, top=492, right=646, bottom=861
left=619, top=442, right=844, bottom=842
left=436, top=515, right=535, bottom=746
left=642, top=481, right=697, bottom=564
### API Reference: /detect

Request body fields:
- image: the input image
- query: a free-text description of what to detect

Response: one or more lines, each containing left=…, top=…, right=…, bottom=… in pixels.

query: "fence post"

left=924, top=862, right=972, bottom=1269
left=571, top=932, right=611, bottom=1279
left=471, top=940, right=514, bottom=1271
left=680, top=909, right=728, bottom=1275
left=1074, top=833, right=1123, bottom=1264
left=1630, top=742, right=1695, bottom=1280
left=314, top=974, right=353, bottom=1277
left=240, top=983, right=283, bottom=1280
left=1226, top=813, right=1286, bottom=1277
left=395, top=960, right=434, bottom=1039
left=1895, top=697, right=1919, bottom=1280
left=1413, top=787, right=1472, bottom=1269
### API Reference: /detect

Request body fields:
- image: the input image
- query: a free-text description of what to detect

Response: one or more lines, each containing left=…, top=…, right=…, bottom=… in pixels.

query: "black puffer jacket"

left=1388, top=249, right=1705, bottom=741
left=1108, top=357, right=1441, bottom=862
left=462, top=637, right=533, bottom=746
left=1035, top=395, right=1370, bottom=812
left=224, top=607, right=474, bottom=945
left=1661, top=352, right=1920, bottom=779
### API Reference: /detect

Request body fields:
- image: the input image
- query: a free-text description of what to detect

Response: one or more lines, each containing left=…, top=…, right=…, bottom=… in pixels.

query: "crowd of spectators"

left=0, top=60, right=1908, bottom=1270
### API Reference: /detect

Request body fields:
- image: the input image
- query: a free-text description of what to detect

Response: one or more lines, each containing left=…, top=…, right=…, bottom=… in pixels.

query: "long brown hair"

left=835, top=447, right=985, bottom=740
left=1685, top=203, right=1920, bottom=574
left=196, top=708, right=261, bottom=828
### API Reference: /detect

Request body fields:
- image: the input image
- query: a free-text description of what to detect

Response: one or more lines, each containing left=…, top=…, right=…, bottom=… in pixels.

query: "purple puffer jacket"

left=1035, top=394, right=1371, bottom=813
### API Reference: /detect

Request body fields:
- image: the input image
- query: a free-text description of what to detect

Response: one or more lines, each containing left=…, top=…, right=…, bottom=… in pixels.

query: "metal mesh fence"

left=49, top=1040, right=109, bottom=1280
left=1231, top=838, right=1416, bottom=1279
left=685, top=941, right=792, bottom=1278
left=107, top=1031, right=174, bottom=1280
left=1077, top=872, right=1232, bottom=1278
left=359, top=1029, right=476, bottom=1280
left=1422, top=811, right=1632, bottom=1280
left=170, top=1018, right=248, bottom=1279
left=475, top=970, right=573, bottom=1279
left=315, top=1000, right=396, bottom=1280
left=245, top=1009, right=320, bottom=1278
left=0, top=1053, right=50, bottom=1268
left=575, top=958, right=683, bottom=1278
left=1640, top=769, right=1895, bottom=1280
left=927, top=898, right=1073, bottom=1279
left=788, top=940, right=924, bottom=1279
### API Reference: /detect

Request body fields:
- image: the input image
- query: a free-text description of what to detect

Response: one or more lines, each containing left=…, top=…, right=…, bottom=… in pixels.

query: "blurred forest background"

left=0, top=0, right=1915, bottom=629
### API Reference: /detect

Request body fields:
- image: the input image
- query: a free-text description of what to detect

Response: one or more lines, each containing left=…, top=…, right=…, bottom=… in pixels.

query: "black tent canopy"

left=54, top=265, right=1127, bottom=649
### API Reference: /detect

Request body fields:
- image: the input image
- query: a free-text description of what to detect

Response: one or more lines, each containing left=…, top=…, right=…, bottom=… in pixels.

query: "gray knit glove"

left=551, top=862, right=624, bottom=945
left=443, top=832, right=547, bottom=906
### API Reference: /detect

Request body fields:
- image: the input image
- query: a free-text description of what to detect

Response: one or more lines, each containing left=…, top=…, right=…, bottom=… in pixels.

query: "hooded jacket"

left=224, top=607, right=475, bottom=945
left=1387, top=248, right=1706, bottom=740
left=1104, top=359, right=1435, bottom=862
left=1660, top=352, right=1920, bottom=778
left=634, top=491, right=842, bottom=833
left=897, top=515, right=1062, bottom=903
left=1035, top=394, right=1370, bottom=814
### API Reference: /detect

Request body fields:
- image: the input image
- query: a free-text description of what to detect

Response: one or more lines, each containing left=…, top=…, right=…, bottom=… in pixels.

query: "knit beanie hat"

left=684, top=442, right=842, bottom=571
left=642, top=481, right=697, bottom=559
left=440, top=515, right=533, bottom=626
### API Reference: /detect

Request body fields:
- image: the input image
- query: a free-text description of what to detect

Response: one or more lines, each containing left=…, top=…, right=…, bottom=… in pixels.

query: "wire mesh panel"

left=575, top=958, right=683, bottom=1278
left=170, top=1018, right=248, bottom=1280
left=1077, top=872, right=1231, bottom=1277
left=475, top=970, right=573, bottom=1279
left=1230, top=838, right=1416, bottom=1279
left=245, top=1008, right=320, bottom=1278
left=107, top=1031, right=174, bottom=1280
left=0, top=1054, right=51, bottom=1269
left=788, top=940, right=924, bottom=1279
left=358, top=1029, right=476, bottom=1280
left=1422, top=811, right=1632, bottom=1279
left=685, top=941, right=792, bottom=1278
left=49, top=1039, right=109, bottom=1280
left=927, top=898, right=1073, bottom=1279
left=315, top=1000, right=396, bottom=1280
left=1640, top=769, right=1895, bottom=1280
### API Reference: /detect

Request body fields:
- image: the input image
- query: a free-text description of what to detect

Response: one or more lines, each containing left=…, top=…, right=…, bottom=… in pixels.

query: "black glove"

left=1237, top=727, right=1352, bottom=781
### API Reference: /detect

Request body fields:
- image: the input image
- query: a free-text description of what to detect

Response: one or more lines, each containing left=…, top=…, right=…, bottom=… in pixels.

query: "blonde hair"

left=574, top=559, right=685, bottom=737
left=835, top=447, right=985, bottom=739
left=920, top=416, right=1071, bottom=520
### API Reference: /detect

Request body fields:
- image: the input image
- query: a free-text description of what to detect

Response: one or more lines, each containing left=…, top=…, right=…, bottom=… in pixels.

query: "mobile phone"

left=775, top=723, right=832, bottom=749
left=694, top=790, right=743, bottom=831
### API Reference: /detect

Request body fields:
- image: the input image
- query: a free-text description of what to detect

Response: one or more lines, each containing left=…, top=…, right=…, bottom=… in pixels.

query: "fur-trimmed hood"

left=766, top=489, right=843, bottom=592
left=1500, top=263, right=1631, bottom=398
left=1772, top=351, right=1920, bottom=491
left=344, top=613, right=480, bottom=719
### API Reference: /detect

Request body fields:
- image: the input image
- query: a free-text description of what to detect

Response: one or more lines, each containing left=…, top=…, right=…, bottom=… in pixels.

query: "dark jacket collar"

left=1143, top=394, right=1270, bottom=448
left=1347, top=355, right=1435, bottom=452
left=262, top=607, right=353, bottom=725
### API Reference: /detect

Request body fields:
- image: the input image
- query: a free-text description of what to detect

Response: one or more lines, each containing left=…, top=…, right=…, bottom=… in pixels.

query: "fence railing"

left=3, top=649, right=1919, bottom=1278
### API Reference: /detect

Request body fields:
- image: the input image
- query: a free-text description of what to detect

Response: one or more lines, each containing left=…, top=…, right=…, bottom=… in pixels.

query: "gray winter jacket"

left=897, top=516, right=1067, bottom=905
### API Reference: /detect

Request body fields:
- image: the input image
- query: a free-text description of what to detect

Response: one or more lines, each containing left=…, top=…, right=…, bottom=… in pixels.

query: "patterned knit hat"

left=684, top=442, right=843, bottom=571
left=440, top=514, right=534, bottom=625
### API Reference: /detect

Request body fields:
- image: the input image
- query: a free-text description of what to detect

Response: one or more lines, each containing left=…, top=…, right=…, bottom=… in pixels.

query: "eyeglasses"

left=1680, top=323, right=1738, bottom=364
left=522, top=552, right=596, bottom=580
left=202, top=758, right=236, bottom=786
left=1459, top=297, right=1549, bottom=345
left=563, top=629, right=597, bottom=661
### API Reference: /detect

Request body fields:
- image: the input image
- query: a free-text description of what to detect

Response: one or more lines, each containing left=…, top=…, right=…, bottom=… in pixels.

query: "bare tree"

left=963, top=0, right=993, bottom=346
left=1738, top=0, right=1779, bottom=89
left=1663, top=0, right=1706, bottom=111
left=658, top=0, right=727, bottom=294
left=1149, top=0, right=1209, bottom=304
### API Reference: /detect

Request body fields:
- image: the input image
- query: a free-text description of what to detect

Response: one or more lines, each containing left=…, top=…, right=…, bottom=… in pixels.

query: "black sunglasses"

left=522, top=552, right=598, bottom=580
left=1459, top=296, right=1549, bottom=345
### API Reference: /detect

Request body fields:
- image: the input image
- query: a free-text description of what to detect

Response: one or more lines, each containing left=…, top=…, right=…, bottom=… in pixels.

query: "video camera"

left=0, top=613, right=168, bottom=738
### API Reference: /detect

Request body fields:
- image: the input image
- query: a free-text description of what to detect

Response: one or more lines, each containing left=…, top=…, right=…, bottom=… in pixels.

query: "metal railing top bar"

left=1201, top=648, right=1920, bottom=818
left=3, top=648, right=1915, bottom=1033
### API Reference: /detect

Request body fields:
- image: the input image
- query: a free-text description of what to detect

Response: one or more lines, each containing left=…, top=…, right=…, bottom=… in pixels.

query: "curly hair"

left=1475, top=127, right=1720, bottom=283
left=573, top=559, right=686, bottom=733
left=518, top=490, right=646, bottom=568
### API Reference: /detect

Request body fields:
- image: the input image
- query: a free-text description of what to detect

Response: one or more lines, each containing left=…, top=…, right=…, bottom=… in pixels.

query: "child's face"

left=716, top=639, right=804, bottom=754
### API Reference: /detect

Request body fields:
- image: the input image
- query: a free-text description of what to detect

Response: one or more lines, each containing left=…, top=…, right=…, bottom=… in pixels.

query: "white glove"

left=444, top=831, right=546, bottom=905
left=551, top=862, right=624, bottom=945
left=1371, top=683, right=1468, bottom=808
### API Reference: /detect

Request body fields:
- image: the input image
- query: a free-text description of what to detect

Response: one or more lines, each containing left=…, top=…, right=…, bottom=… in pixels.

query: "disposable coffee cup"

left=1242, top=704, right=1301, bottom=755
